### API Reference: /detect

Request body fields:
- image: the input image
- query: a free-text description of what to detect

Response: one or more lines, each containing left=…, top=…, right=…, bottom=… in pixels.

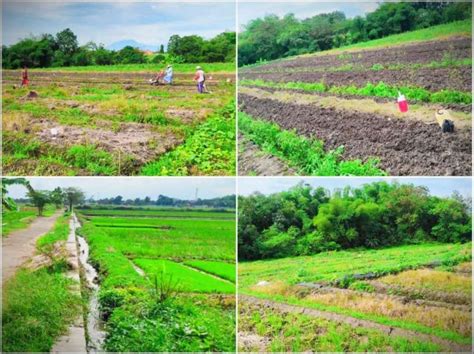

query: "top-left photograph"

left=2, top=1, right=236, bottom=176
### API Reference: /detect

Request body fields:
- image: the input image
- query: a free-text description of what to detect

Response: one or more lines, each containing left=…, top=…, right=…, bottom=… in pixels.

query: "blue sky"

left=2, top=1, right=236, bottom=48
left=238, top=1, right=379, bottom=28
left=238, top=177, right=472, bottom=199
left=6, top=177, right=236, bottom=200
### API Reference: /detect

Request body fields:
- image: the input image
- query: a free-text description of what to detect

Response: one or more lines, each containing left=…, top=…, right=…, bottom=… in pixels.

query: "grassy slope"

left=243, top=20, right=471, bottom=69
left=1, top=213, right=82, bottom=352
left=239, top=243, right=472, bottom=288
left=32, top=62, right=235, bottom=73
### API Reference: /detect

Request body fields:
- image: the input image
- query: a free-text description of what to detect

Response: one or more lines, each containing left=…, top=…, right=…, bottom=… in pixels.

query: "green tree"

left=63, top=187, right=85, bottom=212
left=27, top=190, right=50, bottom=216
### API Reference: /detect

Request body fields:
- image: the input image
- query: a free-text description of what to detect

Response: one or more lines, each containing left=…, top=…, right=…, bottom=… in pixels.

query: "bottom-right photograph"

left=237, top=177, right=472, bottom=353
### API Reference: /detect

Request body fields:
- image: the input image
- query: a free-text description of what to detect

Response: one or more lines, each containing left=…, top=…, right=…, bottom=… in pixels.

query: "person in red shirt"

left=21, top=66, right=29, bottom=87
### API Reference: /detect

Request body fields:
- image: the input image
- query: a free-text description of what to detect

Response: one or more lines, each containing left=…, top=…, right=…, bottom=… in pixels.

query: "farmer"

left=21, top=66, right=29, bottom=87
left=194, top=65, right=205, bottom=93
left=163, top=65, right=173, bottom=84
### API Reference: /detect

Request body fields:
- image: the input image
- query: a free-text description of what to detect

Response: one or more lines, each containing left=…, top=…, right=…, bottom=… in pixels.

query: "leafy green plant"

left=239, top=112, right=385, bottom=176
left=241, top=79, right=472, bottom=104
left=141, top=101, right=236, bottom=176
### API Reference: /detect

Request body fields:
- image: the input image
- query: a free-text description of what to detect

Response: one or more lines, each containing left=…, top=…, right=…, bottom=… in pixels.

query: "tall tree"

left=63, top=187, right=85, bottom=212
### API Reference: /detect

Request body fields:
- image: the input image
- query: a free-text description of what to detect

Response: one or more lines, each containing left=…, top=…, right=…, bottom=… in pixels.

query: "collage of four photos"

left=1, top=0, right=473, bottom=353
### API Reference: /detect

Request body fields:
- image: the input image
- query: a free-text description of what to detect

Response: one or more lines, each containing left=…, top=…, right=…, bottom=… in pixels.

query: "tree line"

left=12, top=187, right=85, bottom=216
left=238, top=182, right=472, bottom=261
left=15, top=193, right=236, bottom=209
left=2, top=28, right=235, bottom=69
left=239, top=1, right=472, bottom=66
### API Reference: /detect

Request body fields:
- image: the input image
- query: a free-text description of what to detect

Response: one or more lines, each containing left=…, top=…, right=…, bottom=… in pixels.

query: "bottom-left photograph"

left=1, top=177, right=236, bottom=352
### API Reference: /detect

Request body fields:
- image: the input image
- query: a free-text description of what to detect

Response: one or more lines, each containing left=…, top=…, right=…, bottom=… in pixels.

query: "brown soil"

left=239, top=135, right=296, bottom=176
left=240, top=295, right=472, bottom=352
left=242, top=66, right=471, bottom=92
left=240, top=86, right=472, bottom=129
left=239, top=94, right=472, bottom=176
left=241, top=37, right=471, bottom=72
left=33, top=119, right=182, bottom=165
left=2, top=211, right=62, bottom=283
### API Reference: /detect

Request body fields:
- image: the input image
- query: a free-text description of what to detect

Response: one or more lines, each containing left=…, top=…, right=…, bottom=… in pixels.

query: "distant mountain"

left=107, top=40, right=158, bottom=52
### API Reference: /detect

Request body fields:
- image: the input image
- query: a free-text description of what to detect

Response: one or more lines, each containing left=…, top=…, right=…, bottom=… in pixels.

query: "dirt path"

left=239, top=135, right=296, bottom=176
left=2, top=210, right=62, bottom=283
left=240, top=295, right=472, bottom=352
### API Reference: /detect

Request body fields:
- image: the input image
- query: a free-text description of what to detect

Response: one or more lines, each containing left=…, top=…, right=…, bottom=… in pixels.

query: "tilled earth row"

left=240, top=66, right=471, bottom=92
left=241, top=37, right=472, bottom=72
left=244, top=85, right=472, bottom=113
left=239, top=94, right=472, bottom=176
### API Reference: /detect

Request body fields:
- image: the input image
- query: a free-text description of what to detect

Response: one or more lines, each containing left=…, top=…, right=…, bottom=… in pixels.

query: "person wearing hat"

left=194, top=65, right=205, bottom=93
left=163, top=64, right=173, bottom=84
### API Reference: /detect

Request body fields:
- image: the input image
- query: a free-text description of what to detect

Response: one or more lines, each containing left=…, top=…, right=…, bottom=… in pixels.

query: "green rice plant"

left=239, top=112, right=386, bottom=176
left=134, top=259, right=235, bottom=293
left=184, top=260, right=236, bottom=282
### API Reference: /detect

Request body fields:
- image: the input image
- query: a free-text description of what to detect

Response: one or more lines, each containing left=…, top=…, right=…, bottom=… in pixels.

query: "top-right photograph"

left=238, top=1, right=472, bottom=176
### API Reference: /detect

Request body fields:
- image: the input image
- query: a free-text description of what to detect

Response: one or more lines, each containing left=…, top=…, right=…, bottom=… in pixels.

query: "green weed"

left=239, top=112, right=386, bottom=176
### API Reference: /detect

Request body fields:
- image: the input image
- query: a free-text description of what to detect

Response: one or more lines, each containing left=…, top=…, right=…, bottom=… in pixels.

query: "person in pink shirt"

left=194, top=66, right=205, bottom=93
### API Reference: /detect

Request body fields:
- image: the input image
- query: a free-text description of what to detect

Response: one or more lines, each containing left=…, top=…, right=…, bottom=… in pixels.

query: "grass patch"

left=239, top=111, right=386, bottom=176
left=36, top=213, right=70, bottom=252
left=104, top=294, right=235, bottom=352
left=184, top=260, right=236, bottom=283
left=241, top=79, right=472, bottom=104
left=134, top=259, right=235, bottom=293
left=1, top=204, right=56, bottom=236
left=1, top=267, right=82, bottom=352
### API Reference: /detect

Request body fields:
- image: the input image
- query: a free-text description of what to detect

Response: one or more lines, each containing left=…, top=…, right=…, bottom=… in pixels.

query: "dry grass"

left=454, top=262, right=472, bottom=274
left=305, top=291, right=471, bottom=337
left=378, top=268, right=472, bottom=296
left=2, top=112, right=34, bottom=133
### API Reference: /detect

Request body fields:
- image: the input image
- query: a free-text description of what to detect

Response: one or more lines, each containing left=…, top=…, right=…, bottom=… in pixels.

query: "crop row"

left=239, top=112, right=385, bottom=176
left=241, top=79, right=472, bottom=104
